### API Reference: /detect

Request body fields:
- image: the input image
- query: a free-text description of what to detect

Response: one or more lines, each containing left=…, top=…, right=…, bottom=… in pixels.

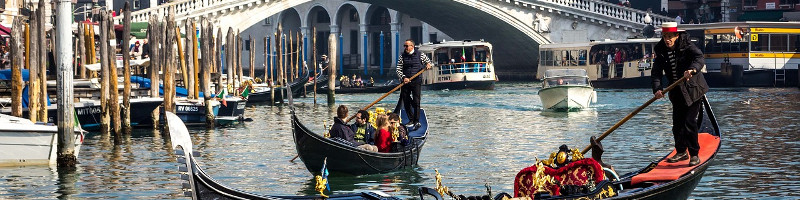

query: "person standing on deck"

left=396, top=39, right=432, bottom=130
left=652, top=22, right=709, bottom=166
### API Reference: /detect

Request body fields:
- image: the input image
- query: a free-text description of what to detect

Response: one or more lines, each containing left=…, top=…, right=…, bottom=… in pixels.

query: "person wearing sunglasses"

left=652, top=22, right=708, bottom=166
left=396, top=39, right=432, bottom=130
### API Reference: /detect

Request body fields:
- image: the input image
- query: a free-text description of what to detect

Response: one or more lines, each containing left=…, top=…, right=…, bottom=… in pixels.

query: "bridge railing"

left=508, top=0, right=672, bottom=27
left=115, top=0, right=233, bottom=22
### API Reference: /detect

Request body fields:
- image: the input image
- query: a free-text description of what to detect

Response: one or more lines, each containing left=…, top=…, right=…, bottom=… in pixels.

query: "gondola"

left=291, top=105, right=429, bottom=176
left=164, top=112, right=401, bottom=200
left=319, top=81, right=401, bottom=94
left=247, top=67, right=310, bottom=103
left=419, top=96, right=721, bottom=200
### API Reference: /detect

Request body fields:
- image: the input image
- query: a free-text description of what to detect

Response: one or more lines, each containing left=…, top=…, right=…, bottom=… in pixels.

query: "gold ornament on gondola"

left=556, top=151, right=567, bottom=165
left=532, top=162, right=556, bottom=194
left=323, top=120, right=330, bottom=138
left=434, top=169, right=454, bottom=198
left=315, top=175, right=328, bottom=198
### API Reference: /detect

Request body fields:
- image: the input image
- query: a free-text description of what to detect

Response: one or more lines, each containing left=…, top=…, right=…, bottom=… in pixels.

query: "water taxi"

left=538, top=38, right=660, bottom=89
left=538, top=69, right=596, bottom=111
left=418, top=40, right=497, bottom=90
left=681, top=21, right=800, bottom=87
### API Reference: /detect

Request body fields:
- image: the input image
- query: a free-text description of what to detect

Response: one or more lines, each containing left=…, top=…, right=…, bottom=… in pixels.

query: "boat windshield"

left=544, top=76, right=590, bottom=87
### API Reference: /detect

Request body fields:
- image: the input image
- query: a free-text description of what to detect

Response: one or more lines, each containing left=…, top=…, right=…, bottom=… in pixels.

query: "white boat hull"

left=0, top=115, right=83, bottom=166
left=538, top=85, right=595, bottom=111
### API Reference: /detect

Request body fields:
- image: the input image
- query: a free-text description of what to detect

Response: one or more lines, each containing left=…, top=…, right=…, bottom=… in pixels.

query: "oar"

left=581, top=74, right=690, bottom=155
left=290, top=67, right=429, bottom=162
left=344, top=67, right=429, bottom=123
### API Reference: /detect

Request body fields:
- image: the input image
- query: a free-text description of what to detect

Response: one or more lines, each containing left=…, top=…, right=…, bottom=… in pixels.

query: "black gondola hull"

left=292, top=108, right=428, bottom=176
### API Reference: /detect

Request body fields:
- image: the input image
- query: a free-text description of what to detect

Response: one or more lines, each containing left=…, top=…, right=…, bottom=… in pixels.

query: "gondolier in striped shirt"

left=652, top=22, right=709, bottom=166
left=396, top=39, right=432, bottom=130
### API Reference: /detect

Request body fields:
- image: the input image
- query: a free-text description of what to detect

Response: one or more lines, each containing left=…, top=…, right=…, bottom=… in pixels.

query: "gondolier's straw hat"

left=661, top=22, right=684, bottom=33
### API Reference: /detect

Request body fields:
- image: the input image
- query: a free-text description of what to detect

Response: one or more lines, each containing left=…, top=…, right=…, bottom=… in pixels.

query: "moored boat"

left=164, top=97, right=220, bottom=126
left=418, top=40, right=497, bottom=91
left=538, top=69, right=596, bottom=111
left=419, top=97, right=721, bottom=200
left=0, top=97, right=163, bottom=130
left=0, top=113, right=84, bottom=167
left=319, top=80, right=401, bottom=94
left=292, top=106, right=429, bottom=175
left=164, top=111, right=401, bottom=200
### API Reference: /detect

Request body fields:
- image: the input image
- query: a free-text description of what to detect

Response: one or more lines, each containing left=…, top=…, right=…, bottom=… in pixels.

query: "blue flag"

left=321, top=158, right=330, bottom=191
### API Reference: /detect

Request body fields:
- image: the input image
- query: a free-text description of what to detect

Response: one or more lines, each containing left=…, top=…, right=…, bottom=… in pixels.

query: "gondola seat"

left=514, top=158, right=605, bottom=198
left=631, top=133, right=720, bottom=185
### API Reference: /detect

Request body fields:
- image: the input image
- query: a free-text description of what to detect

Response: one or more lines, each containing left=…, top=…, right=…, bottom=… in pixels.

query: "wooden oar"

left=581, top=74, right=690, bottom=154
left=344, top=67, right=429, bottom=123
left=290, top=67, right=429, bottom=162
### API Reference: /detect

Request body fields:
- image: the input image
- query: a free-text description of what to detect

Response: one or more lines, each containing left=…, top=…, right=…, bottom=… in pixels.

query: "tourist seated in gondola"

left=374, top=114, right=393, bottom=153
left=350, top=110, right=378, bottom=152
left=329, top=105, right=357, bottom=146
left=388, top=113, right=411, bottom=147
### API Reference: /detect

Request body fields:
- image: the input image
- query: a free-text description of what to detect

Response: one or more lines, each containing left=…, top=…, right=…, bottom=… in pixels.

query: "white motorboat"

left=0, top=114, right=84, bottom=166
left=538, top=69, right=597, bottom=111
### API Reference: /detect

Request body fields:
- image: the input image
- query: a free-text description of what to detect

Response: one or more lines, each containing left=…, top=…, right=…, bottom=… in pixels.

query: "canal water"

left=1, top=83, right=798, bottom=199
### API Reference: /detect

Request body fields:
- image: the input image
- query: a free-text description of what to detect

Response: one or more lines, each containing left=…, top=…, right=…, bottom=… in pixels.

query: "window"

left=244, top=39, right=250, bottom=51
left=789, top=34, right=800, bottom=52
left=751, top=34, right=768, bottom=51
left=770, top=34, right=788, bottom=52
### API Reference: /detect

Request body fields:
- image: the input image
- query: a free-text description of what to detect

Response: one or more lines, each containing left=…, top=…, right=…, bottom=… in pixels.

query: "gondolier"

left=396, top=39, right=432, bottom=130
left=652, top=22, right=709, bottom=166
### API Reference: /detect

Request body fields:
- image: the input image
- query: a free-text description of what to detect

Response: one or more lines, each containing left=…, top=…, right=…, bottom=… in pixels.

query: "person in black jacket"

left=329, top=105, right=356, bottom=146
left=396, top=39, right=432, bottom=130
left=652, top=22, right=709, bottom=166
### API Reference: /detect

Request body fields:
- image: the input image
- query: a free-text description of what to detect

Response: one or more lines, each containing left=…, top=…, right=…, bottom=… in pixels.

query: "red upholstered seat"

left=631, top=133, right=720, bottom=185
left=514, top=158, right=605, bottom=198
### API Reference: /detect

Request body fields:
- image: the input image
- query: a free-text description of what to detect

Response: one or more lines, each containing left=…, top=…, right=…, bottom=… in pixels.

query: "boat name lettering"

left=178, top=106, right=199, bottom=112
left=483, top=74, right=491, bottom=79
left=438, top=76, right=451, bottom=81
left=76, top=107, right=102, bottom=115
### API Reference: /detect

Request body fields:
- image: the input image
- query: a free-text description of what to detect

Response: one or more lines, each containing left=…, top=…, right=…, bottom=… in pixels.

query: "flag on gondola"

left=321, top=158, right=330, bottom=191
left=240, top=85, right=251, bottom=98
left=216, top=90, right=227, bottom=107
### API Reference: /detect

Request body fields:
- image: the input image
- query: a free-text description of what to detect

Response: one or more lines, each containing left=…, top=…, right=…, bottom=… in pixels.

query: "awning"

left=0, top=24, right=12, bottom=37
left=738, top=10, right=785, bottom=21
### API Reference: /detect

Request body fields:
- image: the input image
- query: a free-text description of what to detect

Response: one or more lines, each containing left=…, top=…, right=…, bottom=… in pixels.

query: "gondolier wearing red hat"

left=652, top=22, right=709, bottom=166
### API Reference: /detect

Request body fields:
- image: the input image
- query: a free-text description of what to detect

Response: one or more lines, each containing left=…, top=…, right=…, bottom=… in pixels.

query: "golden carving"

left=434, top=169, right=451, bottom=197
left=571, top=148, right=584, bottom=160
left=315, top=175, right=328, bottom=198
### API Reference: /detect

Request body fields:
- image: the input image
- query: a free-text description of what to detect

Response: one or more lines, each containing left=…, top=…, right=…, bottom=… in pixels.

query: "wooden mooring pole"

left=192, top=21, right=200, bottom=99
left=122, top=2, right=133, bottom=133
left=10, top=17, right=24, bottom=117
left=312, top=27, right=317, bottom=105
left=37, top=0, right=47, bottom=123
left=201, top=18, right=215, bottom=128
left=108, top=13, right=122, bottom=137
left=148, top=15, right=162, bottom=128
left=28, top=8, right=40, bottom=122
left=164, top=13, right=177, bottom=120
left=184, top=19, right=195, bottom=99
left=327, top=33, right=337, bottom=105
left=99, top=10, right=110, bottom=134
left=55, top=0, right=77, bottom=167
